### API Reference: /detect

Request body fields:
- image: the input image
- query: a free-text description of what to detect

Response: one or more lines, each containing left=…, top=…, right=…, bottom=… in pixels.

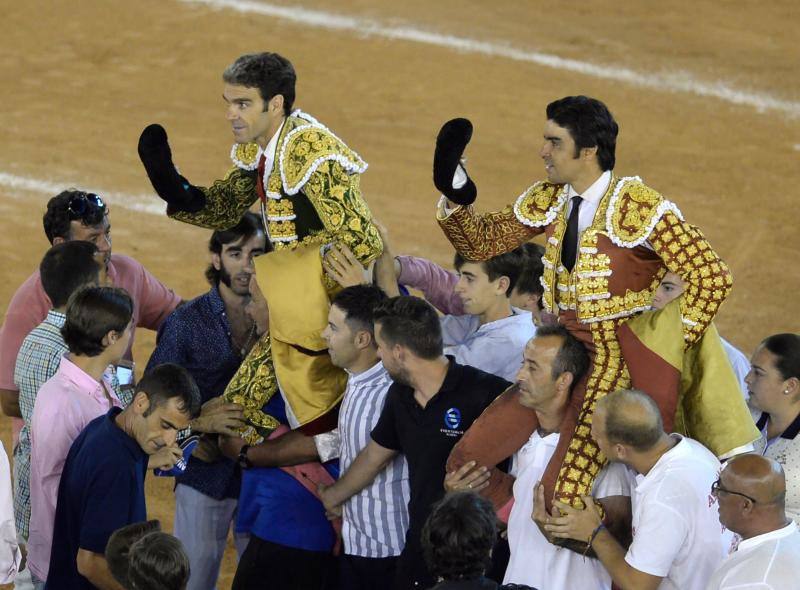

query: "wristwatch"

left=238, top=444, right=252, bottom=470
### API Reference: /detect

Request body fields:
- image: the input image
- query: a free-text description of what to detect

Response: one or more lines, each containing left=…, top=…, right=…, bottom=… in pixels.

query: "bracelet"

left=588, top=522, right=606, bottom=546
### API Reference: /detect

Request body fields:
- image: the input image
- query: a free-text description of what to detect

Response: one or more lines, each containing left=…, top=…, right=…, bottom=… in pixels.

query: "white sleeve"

left=313, top=429, right=341, bottom=463
left=0, top=442, right=20, bottom=583
left=625, top=500, right=688, bottom=578
left=593, top=462, right=636, bottom=498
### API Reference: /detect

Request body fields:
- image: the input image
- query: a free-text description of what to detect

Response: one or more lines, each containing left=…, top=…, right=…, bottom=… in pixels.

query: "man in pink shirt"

left=0, top=189, right=182, bottom=425
left=27, top=286, right=180, bottom=588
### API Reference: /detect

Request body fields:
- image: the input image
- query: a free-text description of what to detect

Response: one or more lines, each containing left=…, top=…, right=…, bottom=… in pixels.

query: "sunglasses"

left=711, top=478, right=758, bottom=504
left=67, top=193, right=107, bottom=220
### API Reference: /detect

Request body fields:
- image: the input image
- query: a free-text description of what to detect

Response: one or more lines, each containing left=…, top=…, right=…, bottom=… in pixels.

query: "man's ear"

left=581, top=145, right=599, bottom=161
left=354, top=330, right=373, bottom=351
left=555, top=371, right=575, bottom=396
left=269, top=94, right=285, bottom=114
left=211, top=252, right=222, bottom=272
left=52, top=236, right=67, bottom=246
left=496, top=276, right=511, bottom=296
left=102, top=330, right=120, bottom=348
left=132, top=390, right=150, bottom=415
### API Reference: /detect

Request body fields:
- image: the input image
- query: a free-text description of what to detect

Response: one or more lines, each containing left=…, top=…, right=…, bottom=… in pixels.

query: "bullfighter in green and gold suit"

left=138, top=53, right=382, bottom=441
left=432, top=98, right=759, bottom=541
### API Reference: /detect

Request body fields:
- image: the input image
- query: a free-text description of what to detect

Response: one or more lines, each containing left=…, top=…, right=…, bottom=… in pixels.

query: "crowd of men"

left=0, top=50, right=798, bottom=590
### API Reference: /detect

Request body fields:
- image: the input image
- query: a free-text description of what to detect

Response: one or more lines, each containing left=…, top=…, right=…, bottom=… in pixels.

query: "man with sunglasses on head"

left=0, top=189, right=182, bottom=430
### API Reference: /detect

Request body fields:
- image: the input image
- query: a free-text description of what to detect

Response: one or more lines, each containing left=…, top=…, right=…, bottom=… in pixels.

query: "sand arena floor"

left=1, top=0, right=798, bottom=585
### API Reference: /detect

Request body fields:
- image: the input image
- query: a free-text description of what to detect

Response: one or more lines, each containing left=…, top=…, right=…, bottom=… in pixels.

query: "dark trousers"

left=338, top=554, right=398, bottom=590
left=232, top=535, right=336, bottom=590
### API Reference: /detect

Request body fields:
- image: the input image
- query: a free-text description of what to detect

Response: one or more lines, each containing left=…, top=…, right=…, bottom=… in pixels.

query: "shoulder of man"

left=604, top=176, right=683, bottom=248
left=277, top=111, right=368, bottom=196
left=512, top=181, right=566, bottom=228
left=457, top=362, right=512, bottom=392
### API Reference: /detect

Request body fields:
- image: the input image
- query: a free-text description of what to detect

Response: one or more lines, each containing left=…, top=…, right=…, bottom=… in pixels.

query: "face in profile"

left=322, top=304, right=360, bottom=370
left=515, top=336, right=561, bottom=410
left=374, top=323, right=411, bottom=386
left=454, top=261, right=507, bottom=316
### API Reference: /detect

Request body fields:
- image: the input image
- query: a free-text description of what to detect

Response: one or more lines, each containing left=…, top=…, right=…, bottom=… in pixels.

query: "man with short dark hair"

left=145, top=212, right=266, bottom=590
left=46, top=363, right=201, bottom=590
left=421, top=491, right=535, bottom=590
left=322, top=285, right=410, bottom=589
left=28, top=287, right=136, bottom=588
left=545, top=388, right=733, bottom=590
left=434, top=95, right=754, bottom=521
left=0, top=189, right=181, bottom=423
left=319, top=296, right=510, bottom=589
left=128, top=532, right=190, bottom=590
left=449, top=325, right=631, bottom=590
left=13, top=242, right=106, bottom=552
left=706, top=454, right=800, bottom=589
left=138, top=51, right=382, bottom=444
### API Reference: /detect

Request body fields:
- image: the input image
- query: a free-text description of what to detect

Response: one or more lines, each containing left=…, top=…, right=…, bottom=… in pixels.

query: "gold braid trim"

left=555, top=320, right=631, bottom=508
left=223, top=332, right=280, bottom=445
left=513, top=182, right=567, bottom=228
left=648, top=210, right=733, bottom=345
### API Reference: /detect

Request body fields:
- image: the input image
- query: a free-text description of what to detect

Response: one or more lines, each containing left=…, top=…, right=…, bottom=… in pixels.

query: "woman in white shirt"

left=747, top=333, right=800, bottom=522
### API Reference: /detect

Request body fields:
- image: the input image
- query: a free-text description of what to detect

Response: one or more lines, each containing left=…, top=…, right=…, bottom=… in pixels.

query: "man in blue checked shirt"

left=13, top=242, right=107, bottom=567
left=145, top=212, right=267, bottom=590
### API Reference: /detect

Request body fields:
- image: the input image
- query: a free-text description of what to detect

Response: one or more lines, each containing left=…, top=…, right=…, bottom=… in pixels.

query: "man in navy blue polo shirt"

left=46, top=364, right=201, bottom=590
left=320, top=296, right=511, bottom=589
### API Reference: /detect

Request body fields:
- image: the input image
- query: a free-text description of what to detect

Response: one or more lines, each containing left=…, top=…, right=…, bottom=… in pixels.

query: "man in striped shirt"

left=321, top=285, right=410, bottom=590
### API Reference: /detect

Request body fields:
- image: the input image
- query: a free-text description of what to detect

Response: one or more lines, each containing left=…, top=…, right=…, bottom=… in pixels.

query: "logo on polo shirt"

left=444, top=407, right=461, bottom=430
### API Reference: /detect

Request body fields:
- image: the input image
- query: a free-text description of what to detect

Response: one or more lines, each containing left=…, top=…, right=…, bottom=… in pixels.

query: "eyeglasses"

left=711, top=479, right=758, bottom=504
left=67, top=193, right=107, bottom=220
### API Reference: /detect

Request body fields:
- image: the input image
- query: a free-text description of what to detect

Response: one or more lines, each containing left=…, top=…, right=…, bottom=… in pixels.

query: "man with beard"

left=145, top=212, right=267, bottom=590
left=319, top=296, right=510, bottom=589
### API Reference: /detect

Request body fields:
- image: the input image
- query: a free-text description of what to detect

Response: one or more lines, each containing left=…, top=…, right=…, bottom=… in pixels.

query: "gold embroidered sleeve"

left=223, top=332, right=280, bottom=445
left=169, top=167, right=258, bottom=230
left=300, top=159, right=383, bottom=265
left=648, top=210, right=733, bottom=345
left=437, top=204, right=541, bottom=261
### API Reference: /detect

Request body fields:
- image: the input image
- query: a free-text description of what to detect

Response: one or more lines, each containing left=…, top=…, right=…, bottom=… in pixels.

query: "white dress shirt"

left=705, top=522, right=800, bottom=589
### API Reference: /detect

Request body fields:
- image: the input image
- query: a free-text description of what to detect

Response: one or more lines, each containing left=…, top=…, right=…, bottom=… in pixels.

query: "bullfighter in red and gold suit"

left=433, top=97, right=758, bottom=537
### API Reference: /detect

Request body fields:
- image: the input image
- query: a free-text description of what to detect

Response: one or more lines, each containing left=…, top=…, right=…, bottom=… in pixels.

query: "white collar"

left=346, top=360, right=386, bottom=385
left=736, top=522, right=799, bottom=552
left=256, top=124, right=283, bottom=163
left=567, top=170, right=612, bottom=204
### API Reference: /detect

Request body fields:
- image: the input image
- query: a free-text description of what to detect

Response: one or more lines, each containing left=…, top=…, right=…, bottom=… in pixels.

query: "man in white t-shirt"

left=445, top=325, right=632, bottom=589
left=545, top=388, right=733, bottom=590
left=706, top=454, right=800, bottom=590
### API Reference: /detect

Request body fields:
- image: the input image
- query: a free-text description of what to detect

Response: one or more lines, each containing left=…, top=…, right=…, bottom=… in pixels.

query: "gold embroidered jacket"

left=438, top=175, right=732, bottom=345
left=171, top=110, right=383, bottom=266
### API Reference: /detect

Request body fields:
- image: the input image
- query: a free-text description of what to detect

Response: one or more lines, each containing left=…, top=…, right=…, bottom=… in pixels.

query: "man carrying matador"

left=137, top=52, right=382, bottom=441
left=434, top=96, right=759, bottom=535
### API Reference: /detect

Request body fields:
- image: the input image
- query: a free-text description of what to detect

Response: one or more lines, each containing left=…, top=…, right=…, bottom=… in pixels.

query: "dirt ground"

left=1, top=0, right=798, bottom=586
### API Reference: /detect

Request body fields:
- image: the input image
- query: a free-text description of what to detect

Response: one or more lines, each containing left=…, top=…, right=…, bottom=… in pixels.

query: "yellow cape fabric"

left=254, top=247, right=346, bottom=426
left=625, top=300, right=759, bottom=456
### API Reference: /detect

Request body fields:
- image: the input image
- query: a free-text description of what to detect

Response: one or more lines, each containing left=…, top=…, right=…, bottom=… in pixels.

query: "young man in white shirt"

left=545, top=388, right=733, bottom=590
left=706, top=453, right=800, bottom=589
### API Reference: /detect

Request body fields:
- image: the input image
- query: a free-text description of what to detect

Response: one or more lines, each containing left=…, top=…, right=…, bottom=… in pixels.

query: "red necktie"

left=256, top=153, right=267, bottom=204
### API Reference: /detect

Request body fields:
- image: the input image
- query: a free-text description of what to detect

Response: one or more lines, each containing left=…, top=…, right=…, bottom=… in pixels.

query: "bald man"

left=706, top=454, right=800, bottom=589
left=543, top=388, right=733, bottom=590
